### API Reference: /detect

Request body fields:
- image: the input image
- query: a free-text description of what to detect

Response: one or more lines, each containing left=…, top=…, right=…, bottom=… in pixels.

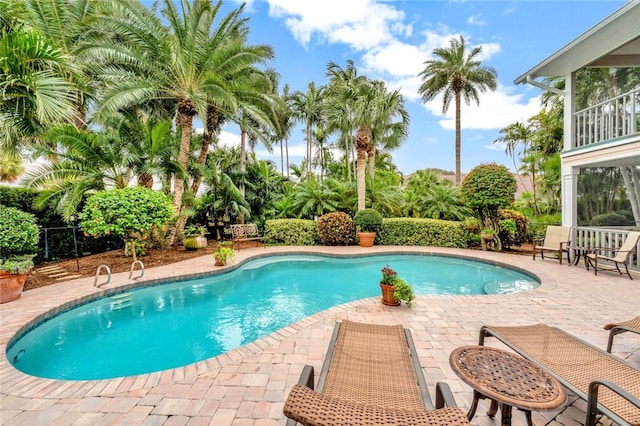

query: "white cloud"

left=476, top=42, right=501, bottom=62
left=421, top=85, right=542, bottom=131
left=265, top=0, right=406, bottom=50
left=467, top=14, right=486, bottom=26
left=218, top=131, right=241, bottom=148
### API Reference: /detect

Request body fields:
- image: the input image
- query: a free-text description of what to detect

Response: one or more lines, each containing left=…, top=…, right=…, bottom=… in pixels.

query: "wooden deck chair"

left=479, top=324, right=640, bottom=426
left=586, top=231, right=640, bottom=280
left=532, top=225, right=571, bottom=264
left=283, top=320, right=470, bottom=426
left=604, top=316, right=640, bottom=353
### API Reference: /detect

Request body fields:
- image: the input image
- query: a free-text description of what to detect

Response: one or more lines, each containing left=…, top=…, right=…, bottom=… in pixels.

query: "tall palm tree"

left=289, top=82, right=326, bottom=180
left=88, top=0, right=273, bottom=242
left=418, top=35, right=497, bottom=186
left=326, top=61, right=408, bottom=211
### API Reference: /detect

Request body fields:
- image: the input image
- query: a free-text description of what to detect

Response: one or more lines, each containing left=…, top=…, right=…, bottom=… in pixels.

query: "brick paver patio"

left=1, top=246, right=638, bottom=425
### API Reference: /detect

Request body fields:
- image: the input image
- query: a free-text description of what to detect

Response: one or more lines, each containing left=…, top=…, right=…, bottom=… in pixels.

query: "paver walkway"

left=1, top=246, right=638, bottom=425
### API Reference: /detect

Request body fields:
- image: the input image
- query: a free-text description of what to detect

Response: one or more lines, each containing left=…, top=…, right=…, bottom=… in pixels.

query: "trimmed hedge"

left=378, top=218, right=466, bottom=248
left=264, top=219, right=318, bottom=246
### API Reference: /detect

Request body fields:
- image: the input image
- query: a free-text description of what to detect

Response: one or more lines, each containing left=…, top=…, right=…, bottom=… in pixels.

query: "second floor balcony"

left=573, top=87, right=640, bottom=149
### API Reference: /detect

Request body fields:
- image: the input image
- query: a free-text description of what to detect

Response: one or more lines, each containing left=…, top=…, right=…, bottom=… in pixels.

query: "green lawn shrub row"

left=264, top=219, right=318, bottom=246
left=378, top=218, right=466, bottom=248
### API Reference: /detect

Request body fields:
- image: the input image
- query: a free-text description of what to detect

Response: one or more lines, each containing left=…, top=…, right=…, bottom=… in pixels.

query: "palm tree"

left=88, top=0, right=273, bottom=242
left=326, top=61, right=408, bottom=211
left=493, top=121, right=538, bottom=214
left=418, top=36, right=498, bottom=186
left=289, top=82, right=326, bottom=180
left=23, top=124, right=132, bottom=219
left=0, top=16, right=80, bottom=158
left=292, top=178, right=338, bottom=218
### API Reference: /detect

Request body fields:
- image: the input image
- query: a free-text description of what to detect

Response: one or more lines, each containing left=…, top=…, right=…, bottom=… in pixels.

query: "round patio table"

left=449, top=345, right=566, bottom=426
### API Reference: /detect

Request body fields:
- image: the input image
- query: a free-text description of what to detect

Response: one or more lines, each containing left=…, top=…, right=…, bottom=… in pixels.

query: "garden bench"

left=230, top=223, right=264, bottom=250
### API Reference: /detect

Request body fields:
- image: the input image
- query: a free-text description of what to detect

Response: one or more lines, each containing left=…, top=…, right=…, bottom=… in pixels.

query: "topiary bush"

left=264, top=219, right=318, bottom=245
left=0, top=206, right=40, bottom=273
left=353, top=208, right=383, bottom=233
left=460, top=163, right=516, bottom=251
left=316, top=212, right=355, bottom=246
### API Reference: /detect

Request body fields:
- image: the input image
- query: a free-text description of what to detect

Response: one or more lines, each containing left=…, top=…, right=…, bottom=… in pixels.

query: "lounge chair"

left=604, top=316, right=640, bottom=353
left=479, top=324, right=640, bottom=426
left=532, top=225, right=571, bottom=264
left=283, top=320, right=470, bottom=425
left=586, top=231, right=640, bottom=280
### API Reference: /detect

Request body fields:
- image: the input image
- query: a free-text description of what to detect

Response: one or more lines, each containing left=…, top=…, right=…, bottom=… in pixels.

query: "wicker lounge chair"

left=479, top=324, right=640, bottom=426
left=532, top=225, right=571, bottom=264
left=283, top=320, right=470, bottom=426
left=605, top=316, right=640, bottom=353
left=586, top=231, right=640, bottom=280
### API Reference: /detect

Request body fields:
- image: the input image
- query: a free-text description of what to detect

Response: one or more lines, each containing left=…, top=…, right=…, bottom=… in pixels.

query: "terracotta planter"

left=184, top=235, right=208, bottom=251
left=358, top=232, right=376, bottom=248
left=380, top=283, right=400, bottom=306
left=0, top=271, right=27, bottom=304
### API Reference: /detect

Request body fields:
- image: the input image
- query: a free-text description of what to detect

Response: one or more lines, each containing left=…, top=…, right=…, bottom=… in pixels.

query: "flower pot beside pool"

left=0, top=271, right=27, bottom=304
left=379, top=265, right=414, bottom=307
left=357, top=232, right=376, bottom=248
left=213, top=246, right=235, bottom=266
left=379, top=282, right=400, bottom=306
left=353, top=209, right=383, bottom=248
left=183, top=235, right=207, bottom=251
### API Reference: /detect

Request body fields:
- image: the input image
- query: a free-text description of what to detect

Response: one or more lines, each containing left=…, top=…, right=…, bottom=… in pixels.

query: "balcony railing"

left=573, top=227, right=639, bottom=271
left=573, top=88, right=640, bottom=148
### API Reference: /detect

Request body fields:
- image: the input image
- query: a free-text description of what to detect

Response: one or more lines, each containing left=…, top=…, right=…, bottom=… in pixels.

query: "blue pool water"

left=7, top=254, right=538, bottom=380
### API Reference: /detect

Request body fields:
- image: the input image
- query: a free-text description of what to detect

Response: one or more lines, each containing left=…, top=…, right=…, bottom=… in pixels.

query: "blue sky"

left=215, top=0, right=627, bottom=176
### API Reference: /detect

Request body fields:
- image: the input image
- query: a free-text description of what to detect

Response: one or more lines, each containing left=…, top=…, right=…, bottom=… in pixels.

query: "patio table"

left=450, top=345, right=566, bottom=426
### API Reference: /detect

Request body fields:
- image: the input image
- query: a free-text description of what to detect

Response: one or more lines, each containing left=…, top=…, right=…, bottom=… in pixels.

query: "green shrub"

left=498, top=209, right=529, bottom=248
left=264, top=219, right=318, bottom=245
left=463, top=217, right=481, bottom=233
left=379, top=218, right=466, bottom=248
left=460, top=163, right=516, bottom=225
left=591, top=212, right=628, bottom=226
left=466, top=233, right=481, bottom=247
left=0, top=206, right=40, bottom=273
left=125, top=240, right=147, bottom=257
left=393, top=278, right=415, bottom=307
left=316, top=212, right=354, bottom=246
left=78, top=187, right=173, bottom=259
left=353, top=208, right=383, bottom=233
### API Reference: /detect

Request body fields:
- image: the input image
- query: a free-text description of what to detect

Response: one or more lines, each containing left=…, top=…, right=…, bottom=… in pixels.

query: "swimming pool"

left=7, top=253, right=538, bottom=380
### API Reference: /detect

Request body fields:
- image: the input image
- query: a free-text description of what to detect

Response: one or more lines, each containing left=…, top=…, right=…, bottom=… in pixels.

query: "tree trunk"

left=191, top=106, right=218, bottom=196
left=621, top=165, right=640, bottom=226
left=367, top=145, right=376, bottom=178
left=166, top=108, right=194, bottom=246
left=137, top=173, right=153, bottom=189
left=455, top=91, right=462, bottom=187
left=306, top=123, right=312, bottom=179
left=239, top=129, right=247, bottom=224
left=356, top=127, right=371, bottom=211
left=285, top=138, right=290, bottom=177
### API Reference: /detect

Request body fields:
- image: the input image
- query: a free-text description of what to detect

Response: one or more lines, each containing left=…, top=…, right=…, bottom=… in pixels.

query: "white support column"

left=562, top=166, right=579, bottom=228
left=562, top=72, right=577, bottom=228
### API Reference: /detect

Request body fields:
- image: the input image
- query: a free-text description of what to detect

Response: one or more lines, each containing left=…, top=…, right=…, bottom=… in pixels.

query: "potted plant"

left=353, top=208, right=383, bottom=247
left=379, top=265, right=414, bottom=307
left=0, top=206, right=40, bottom=303
left=184, top=223, right=208, bottom=251
left=213, top=245, right=235, bottom=266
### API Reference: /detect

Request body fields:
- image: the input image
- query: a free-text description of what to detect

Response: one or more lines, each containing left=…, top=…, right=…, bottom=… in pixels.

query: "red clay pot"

left=0, top=271, right=27, bottom=304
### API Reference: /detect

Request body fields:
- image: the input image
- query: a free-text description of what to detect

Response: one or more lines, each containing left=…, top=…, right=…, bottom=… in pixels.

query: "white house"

left=515, top=0, right=640, bottom=269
